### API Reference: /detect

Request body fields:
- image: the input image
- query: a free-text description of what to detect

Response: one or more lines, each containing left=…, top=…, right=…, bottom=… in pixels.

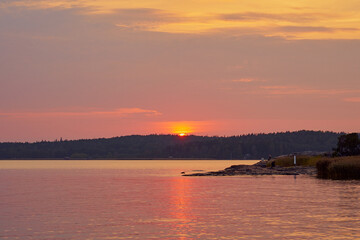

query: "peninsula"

left=183, top=160, right=317, bottom=176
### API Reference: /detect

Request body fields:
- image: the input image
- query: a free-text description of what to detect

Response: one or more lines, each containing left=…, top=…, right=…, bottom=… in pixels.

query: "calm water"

left=1, top=160, right=360, bottom=239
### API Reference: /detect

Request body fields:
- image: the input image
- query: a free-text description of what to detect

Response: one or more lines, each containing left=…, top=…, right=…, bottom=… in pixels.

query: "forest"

left=0, top=130, right=342, bottom=160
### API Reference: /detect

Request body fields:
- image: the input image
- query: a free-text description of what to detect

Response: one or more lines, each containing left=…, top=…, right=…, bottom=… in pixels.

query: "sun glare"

left=172, top=123, right=192, bottom=136
left=157, top=120, right=214, bottom=136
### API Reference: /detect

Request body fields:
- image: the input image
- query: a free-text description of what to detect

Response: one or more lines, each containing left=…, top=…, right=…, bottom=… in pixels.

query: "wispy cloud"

left=276, top=26, right=359, bottom=33
left=219, top=12, right=330, bottom=23
left=231, top=78, right=268, bottom=83
left=232, top=78, right=256, bottom=83
left=2, top=1, right=360, bottom=39
left=109, top=8, right=186, bottom=31
left=0, top=108, right=161, bottom=118
left=1, top=0, right=83, bottom=10
left=343, top=97, right=360, bottom=102
left=259, top=85, right=360, bottom=95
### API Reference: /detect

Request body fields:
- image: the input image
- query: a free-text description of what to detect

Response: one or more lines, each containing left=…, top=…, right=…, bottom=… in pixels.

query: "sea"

left=1, top=160, right=360, bottom=239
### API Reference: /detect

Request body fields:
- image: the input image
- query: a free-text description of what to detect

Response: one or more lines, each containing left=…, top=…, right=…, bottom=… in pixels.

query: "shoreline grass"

left=316, top=156, right=360, bottom=180
left=267, top=155, right=360, bottom=180
left=267, top=155, right=322, bottom=167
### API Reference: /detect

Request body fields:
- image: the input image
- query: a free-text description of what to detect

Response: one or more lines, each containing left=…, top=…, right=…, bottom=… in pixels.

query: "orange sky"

left=0, top=0, right=359, bottom=141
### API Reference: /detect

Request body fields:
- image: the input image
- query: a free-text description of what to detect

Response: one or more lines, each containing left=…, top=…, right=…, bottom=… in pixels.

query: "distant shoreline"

left=0, top=131, right=341, bottom=161
left=0, top=158, right=253, bottom=161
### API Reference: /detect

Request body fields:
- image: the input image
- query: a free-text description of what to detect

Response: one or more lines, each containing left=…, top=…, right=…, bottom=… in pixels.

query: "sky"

left=0, top=0, right=360, bottom=141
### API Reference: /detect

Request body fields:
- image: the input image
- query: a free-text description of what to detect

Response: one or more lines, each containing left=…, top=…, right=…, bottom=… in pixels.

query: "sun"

left=158, top=121, right=198, bottom=136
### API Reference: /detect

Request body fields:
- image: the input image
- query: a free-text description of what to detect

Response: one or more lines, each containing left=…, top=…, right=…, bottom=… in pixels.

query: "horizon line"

left=0, top=129, right=352, bottom=144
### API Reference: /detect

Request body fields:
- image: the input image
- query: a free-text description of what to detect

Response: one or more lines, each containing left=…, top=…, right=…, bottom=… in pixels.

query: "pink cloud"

left=0, top=108, right=161, bottom=118
left=343, top=97, right=360, bottom=102
left=232, top=78, right=255, bottom=83
left=260, top=85, right=360, bottom=95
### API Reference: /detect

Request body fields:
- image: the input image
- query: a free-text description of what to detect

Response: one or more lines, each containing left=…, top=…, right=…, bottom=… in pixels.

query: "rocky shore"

left=183, top=161, right=317, bottom=176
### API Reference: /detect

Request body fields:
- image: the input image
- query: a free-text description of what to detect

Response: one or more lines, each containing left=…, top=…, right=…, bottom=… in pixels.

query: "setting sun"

left=172, top=123, right=192, bottom=136
left=154, top=120, right=216, bottom=136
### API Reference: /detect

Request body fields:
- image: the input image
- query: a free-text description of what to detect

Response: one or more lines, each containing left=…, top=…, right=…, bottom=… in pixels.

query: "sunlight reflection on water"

left=1, top=160, right=360, bottom=239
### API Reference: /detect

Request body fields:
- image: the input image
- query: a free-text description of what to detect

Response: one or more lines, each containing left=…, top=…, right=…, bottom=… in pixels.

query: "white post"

left=294, top=155, right=296, bottom=166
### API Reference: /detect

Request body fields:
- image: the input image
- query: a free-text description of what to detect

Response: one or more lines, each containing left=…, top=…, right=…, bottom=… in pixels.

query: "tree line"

left=0, top=130, right=342, bottom=160
left=333, top=133, right=360, bottom=156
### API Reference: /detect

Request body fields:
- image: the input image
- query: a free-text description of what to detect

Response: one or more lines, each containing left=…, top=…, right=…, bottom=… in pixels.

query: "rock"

left=183, top=163, right=316, bottom=177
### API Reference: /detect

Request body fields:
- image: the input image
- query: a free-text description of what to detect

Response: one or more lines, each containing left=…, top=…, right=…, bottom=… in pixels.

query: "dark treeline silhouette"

left=0, top=130, right=342, bottom=160
left=333, top=133, right=360, bottom=156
